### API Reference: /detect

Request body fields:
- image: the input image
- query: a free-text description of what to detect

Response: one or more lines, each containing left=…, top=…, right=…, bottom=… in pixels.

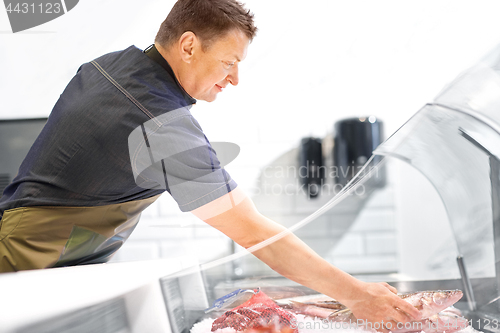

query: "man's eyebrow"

left=223, top=54, right=241, bottom=62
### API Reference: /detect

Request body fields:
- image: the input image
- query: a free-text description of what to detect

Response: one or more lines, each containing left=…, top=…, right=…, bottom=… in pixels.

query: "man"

left=0, top=0, right=420, bottom=327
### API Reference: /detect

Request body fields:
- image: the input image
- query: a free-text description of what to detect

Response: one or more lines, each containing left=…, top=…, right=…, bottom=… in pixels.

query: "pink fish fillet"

left=211, top=291, right=297, bottom=332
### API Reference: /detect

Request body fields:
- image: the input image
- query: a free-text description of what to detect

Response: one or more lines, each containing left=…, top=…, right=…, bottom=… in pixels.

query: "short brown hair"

left=155, top=0, right=257, bottom=50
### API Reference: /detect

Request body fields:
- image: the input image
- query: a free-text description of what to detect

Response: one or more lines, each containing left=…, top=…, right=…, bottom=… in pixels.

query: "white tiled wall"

left=111, top=193, right=232, bottom=264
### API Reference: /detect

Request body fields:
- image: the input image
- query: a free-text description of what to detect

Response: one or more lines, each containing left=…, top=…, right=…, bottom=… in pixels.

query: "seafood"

left=211, top=291, right=297, bottom=332
left=278, top=289, right=463, bottom=321
left=281, top=301, right=355, bottom=322
left=400, top=290, right=463, bottom=319
left=244, top=325, right=295, bottom=333
left=439, top=306, right=463, bottom=317
left=301, top=300, right=346, bottom=311
left=210, top=289, right=466, bottom=333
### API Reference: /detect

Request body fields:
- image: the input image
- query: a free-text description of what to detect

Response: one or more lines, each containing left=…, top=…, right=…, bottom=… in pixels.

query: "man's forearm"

left=195, top=191, right=421, bottom=323
left=198, top=194, right=363, bottom=304
left=247, top=213, right=364, bottom=305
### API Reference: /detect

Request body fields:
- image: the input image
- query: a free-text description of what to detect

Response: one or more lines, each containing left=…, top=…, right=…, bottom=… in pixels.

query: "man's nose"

left=226, top=65, right=239, bottom=86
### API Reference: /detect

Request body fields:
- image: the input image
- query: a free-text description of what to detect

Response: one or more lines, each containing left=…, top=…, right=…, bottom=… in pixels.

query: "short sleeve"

left=128, top=107, right=238, bottom=212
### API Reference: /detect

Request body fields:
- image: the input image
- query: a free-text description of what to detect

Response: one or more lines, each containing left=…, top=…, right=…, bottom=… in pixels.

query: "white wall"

left=2, top=0, right=500, bottom=272
left=2, top=1, right=500, bottom=131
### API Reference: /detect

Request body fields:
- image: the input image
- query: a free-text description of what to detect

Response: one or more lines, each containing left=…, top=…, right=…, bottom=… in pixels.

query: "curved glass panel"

left=375, top=104, right=497, bottom=280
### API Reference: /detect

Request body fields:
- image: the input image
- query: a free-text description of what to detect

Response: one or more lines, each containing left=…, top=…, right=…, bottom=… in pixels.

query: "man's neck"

left=155, top=43, right=182, bottom=84
left=154, top=43, right=195, bottom=102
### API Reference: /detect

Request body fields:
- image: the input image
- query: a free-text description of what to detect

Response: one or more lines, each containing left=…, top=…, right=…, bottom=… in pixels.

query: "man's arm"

left=192, top=187, right=421, bottom=326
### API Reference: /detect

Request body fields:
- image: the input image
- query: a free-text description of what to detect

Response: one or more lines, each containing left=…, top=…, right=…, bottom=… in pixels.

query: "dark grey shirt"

left=0, top=45, right=237, bottom=216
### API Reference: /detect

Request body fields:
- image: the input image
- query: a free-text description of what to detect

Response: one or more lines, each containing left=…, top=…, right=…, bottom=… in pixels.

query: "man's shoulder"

left=80, top=46, right=194, bottom=116
left=91, top=45, right=144, bottom=70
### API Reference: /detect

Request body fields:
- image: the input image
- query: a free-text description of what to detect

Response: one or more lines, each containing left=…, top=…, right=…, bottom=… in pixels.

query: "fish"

left=280, top=301, right=355, bottom=322
left=277, top=290, right=463, bottom=321
left=439, top=306, right=463, bottom=317
left=301, top=300, right=347, bottom=311
left=400, top=290, right=463, bottom=319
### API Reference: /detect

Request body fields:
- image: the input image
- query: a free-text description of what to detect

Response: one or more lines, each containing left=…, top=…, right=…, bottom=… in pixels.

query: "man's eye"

left=222, top=61, right=235, bottom=69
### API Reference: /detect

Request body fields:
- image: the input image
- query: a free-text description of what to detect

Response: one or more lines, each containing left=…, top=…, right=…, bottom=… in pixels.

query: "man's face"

left=186, top=29, right=250, bottom=102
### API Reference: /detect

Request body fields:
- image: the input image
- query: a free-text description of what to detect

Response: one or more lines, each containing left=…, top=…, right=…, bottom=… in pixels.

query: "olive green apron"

left=0, top=194, right=160, bottom=272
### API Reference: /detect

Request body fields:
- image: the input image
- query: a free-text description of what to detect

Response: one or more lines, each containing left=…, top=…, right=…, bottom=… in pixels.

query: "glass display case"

left=159, top=45, right=500, bottom=333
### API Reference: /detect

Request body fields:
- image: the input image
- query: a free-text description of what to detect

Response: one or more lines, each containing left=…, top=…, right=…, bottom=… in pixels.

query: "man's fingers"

left=390, top=308, right=413, bottom=324
left=379, top=282, right=398, bottom=294
left=395, top=299, right=421, bottom=321
left=387, top=285, right=398, bottom=294
left=385, top=320, right=400, bottom=332
left=366, top=319, right=398, bottom=333
left=378, top=327, right=390, bottom=333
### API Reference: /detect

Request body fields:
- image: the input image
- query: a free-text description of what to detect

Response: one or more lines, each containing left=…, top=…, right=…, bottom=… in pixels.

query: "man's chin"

left=200, top=95, right=218, bottom=103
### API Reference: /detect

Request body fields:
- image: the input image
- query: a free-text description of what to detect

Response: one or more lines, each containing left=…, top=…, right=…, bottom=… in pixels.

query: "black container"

left=333, top=116, right=385, bottom=187
left=298, top=137, right=324, bottom=198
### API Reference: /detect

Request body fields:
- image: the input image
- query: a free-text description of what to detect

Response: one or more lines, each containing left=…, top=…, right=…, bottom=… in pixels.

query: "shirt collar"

left=143, top=44, right=197, bottom=105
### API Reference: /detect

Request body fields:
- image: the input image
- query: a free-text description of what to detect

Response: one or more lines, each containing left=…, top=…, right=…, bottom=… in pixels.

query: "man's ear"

left=178, top=31, right=198, bottom=63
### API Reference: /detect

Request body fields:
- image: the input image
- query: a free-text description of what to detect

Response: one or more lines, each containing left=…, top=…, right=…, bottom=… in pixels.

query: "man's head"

left=156, top=0, right=257, bottom=51
left=155, top=0, right=257, bottom=102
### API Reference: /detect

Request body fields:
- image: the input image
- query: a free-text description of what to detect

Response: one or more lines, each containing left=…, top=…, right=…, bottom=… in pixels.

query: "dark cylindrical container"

left=298, top=137, right=324, bottom=198
left=333, top=116, right=385, bottom=187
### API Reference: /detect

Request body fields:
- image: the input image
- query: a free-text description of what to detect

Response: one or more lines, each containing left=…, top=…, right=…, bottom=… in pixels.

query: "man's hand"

left=343, top=281, right=422, bottom=332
